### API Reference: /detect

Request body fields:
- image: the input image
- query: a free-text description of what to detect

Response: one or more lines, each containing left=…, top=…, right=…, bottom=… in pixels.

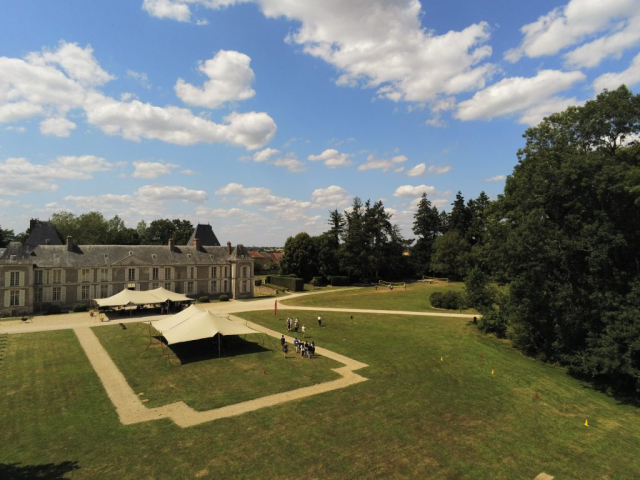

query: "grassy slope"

left=1, top=310, right=639, bottom=479
left=281, top=281, right=476, bottom=313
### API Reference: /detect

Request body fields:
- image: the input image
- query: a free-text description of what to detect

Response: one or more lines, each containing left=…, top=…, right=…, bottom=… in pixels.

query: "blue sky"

left=1, top=0, right=639, bottom=246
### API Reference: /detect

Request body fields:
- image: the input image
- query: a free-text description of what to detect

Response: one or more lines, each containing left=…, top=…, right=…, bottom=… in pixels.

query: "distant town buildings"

left=0, top=220, right=254, bottom=317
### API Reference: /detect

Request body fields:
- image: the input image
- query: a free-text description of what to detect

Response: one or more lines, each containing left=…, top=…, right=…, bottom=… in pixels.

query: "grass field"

left=280, top=281, right=477, bottom=313
left=2, top=303, right=640, bottom=479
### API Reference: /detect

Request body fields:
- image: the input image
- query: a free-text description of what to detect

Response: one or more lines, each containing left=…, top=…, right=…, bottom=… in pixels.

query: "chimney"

left=193, top=237, right=200, bottom=251
left=66, top=236, right=74, bottom=252
left=168, top=238, right=175, bottom=251
left=30, top=219, right=37, bottom=231
left=227, top=241, right=232, bottom=255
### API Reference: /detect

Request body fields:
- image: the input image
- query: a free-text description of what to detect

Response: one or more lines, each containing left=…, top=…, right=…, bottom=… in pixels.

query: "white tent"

left=153, top=309, right=258, bottom=346
left=95, top=288, right=191, bottom=308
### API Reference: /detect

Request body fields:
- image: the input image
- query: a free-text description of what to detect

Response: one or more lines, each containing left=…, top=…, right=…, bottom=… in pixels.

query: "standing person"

left=280, top=334, right=285, bottom=347
left=311, top=341, right=316, bottom=357
left=283, top=342, right=288, bottom=358
left=294, top=317, right=299, bottom=332
left=317, top=315, right=322, bottom=327
left=294, top=337, right=299, bottom=353
left=287, top=317, right=292, bottom=332
left=301, top=324, right=306, bottom=338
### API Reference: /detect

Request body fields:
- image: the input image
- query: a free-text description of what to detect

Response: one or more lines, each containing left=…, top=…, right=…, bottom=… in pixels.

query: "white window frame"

left=52, top=286, right=61, bottom=302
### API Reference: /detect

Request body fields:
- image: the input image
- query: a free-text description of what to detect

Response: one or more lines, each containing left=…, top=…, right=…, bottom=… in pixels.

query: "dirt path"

left=74, top=319, right=369, bottom=428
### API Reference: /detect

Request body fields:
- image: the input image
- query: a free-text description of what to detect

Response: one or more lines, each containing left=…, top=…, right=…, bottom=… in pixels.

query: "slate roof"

left=231, top=244, right=250, bottom=259
left=22, top=244, right=234, bottom=268
left=0, top=242, right=32, bottom=264
left=24, top=220, right=62, bottom=249
left=187, top=224, right=220, bottom=247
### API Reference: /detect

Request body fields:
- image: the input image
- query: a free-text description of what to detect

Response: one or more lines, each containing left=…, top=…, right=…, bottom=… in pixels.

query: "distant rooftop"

left=187, top=224, right=220, bottom=247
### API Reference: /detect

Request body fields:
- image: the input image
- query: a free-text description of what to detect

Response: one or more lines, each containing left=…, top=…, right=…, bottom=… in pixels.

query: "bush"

left=310, top=276, right=325, bottom=287
left=430, top=291, right=466, bottom=310
left=47, top=305, right=61, bottom=315
left=198, top=296, right=210, bottom=303
left=266, top=275, right=304, bottom=291
left=479, top=309, right=508, bottom=338
left=72, top=303, right=88, bottom=312
left=219, top=294, right=230, bottom=302
left=330, top=276, right=349, bottom=286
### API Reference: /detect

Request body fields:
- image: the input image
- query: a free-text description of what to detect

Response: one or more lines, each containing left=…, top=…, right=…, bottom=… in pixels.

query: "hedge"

left=72, top=303, right=88, bottom=312
left=219, top=294, right=230, bottom=302
left=198, top=296, right=210, bottom=303
left=330, top=276, right=349, bottom=286
left=430, top=291, right=466, bottom=310
left=266, top=275, right=304, bottom=291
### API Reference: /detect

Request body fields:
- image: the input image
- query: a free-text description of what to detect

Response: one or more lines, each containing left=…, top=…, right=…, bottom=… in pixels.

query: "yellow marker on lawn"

left=585, top=420, right=589, bottom=427
left=491, top=369, right=495, bottom=375
left=440, top=356, right=443, bottom=362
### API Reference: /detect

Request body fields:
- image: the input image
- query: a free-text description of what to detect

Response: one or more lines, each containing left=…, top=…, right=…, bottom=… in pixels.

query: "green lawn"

left=281, top=281, right=477, bottom=313
left=92, top=324, right=341, bottom=411
left=2, top=308, right=639, bottom=479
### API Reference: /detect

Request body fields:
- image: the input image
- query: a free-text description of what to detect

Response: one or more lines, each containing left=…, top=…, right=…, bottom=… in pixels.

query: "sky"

left=1, top=0, right=639, bottom=246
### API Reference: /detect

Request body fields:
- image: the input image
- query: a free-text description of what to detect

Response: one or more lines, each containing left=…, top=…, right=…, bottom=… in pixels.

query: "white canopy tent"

left=95, top=287, right=192, bottom=308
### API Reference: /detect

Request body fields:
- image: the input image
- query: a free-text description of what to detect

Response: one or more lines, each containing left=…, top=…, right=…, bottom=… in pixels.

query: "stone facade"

left=0, top=221, right=254, bottom=317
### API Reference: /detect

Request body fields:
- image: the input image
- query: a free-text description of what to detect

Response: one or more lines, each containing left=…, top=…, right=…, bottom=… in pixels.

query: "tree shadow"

left=166, top=335, right=272, bottom=365
left=0, top=461, right=79, bottom=480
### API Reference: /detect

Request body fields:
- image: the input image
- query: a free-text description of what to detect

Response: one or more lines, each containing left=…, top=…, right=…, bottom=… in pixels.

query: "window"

left=10, top=290, right=20, bottom=306
left=128, top=268, right=136, bottom=281
left=152, top=268, right=159, bottom=280
left=223, top=280, right=228, bottom=292
left=34, top=288, right=43, bottom=303
left=164, top=282, right=172, bottom=291
left=210, top=280, right=217, bottom=293
left=211, top=266, right=217, bottom=278
left=164, top=268, right=171, bottom=280
left=242, top=280, right=248, bottom=293
left=52, top=270, right=61, bottom=284
left=52, top=287, right=61, bottom=301
left=127, top=283, right=136, bottom=290
left=81, top=285, right=90, bottom=300
left=10, top=271, right=20, bottom=286
left=189, top=267, right=195, bottom=279
left=34, top=270, right=43, bottom=285
left=81, top=269, right=91, bottom=283
left=224, top=266, right=228, bottom=277
left=187, top=281, right=194, bottom=294
left=100, top=269, right=109, bottom=282
left=100, top=285, right=109, bottom=298
left=242, top=266, right=248, bottom=278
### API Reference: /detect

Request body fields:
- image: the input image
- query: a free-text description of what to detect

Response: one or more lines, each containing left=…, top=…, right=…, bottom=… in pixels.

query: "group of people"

left=286, top=317, right=301, bottom=333
left=280, top=334, right=316, bottom=358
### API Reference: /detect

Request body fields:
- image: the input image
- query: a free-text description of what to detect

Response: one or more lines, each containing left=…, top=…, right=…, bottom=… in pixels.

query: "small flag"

left=263, top=370, right=266, bottom=375
left=534, top=392, right=539, bottom=399
left=585, top=420, right=589, bottom=427
left=491, top=369, right=495, bottom=375
left=274, top=299, right=277, bottom=316
left=440, top=356, right=443, bottom=362
left=480, top=354, right=483, bottom=359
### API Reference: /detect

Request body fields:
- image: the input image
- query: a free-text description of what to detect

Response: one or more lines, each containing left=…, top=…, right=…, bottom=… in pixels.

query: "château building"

left=0, top=220, right=254, bottom=317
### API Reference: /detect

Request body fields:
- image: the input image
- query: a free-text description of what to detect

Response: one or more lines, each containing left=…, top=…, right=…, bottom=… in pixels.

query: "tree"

left=412, top=193, right=441, bottom=275
left=0, top=226, right=15, bottom=247
left=327, top=209, right=345, bottom=244
left=280, top=232, right=317, bottom=281
left=448, top=191, right=471, bottom=236
left=431, top=230, right=471, bottom=279
left=486, top=85, right=640, bottom=395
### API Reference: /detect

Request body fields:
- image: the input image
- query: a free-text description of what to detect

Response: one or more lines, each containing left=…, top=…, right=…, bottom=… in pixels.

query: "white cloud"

left=132, top=161, right=179, bottom=179
left=181, top=169, right=196, bottom=175
left=5, top=126, right=26, bottom=133
left=0, top=156, right=111, bottom=195
left=136, top=185, right=208, bottom=203
left=593, top=52, right=640, bottom=92
left=455, top=70, right=585, bottom=124
left=64, top=194, right=134, bottom=210
left=407, top=163, right=426, bottom=177
left=393, top=184, right=436, bottom=198
left=505, top=0, right=640, bottom=62
left=0, top=42, right=277, bottom=150
left=310, top=185, right=351, bottom=208
left=517, top=96, right=581, bottom=126
left=485, top=175, right=506, bottom=182
left=127, top=70, right=152, bottom=88
left=307, top=148, right=353, bottom=168
left=251, top=147, right=280, bottom=162
left=39, top=117, right=77, bottom=137
left=175, top=50, right=256, bottom=108
left=244, top=147, right=305, bottom=172
left=358, top=154, right=408, bottom=172
left=143, top=0, right=497, bottom=106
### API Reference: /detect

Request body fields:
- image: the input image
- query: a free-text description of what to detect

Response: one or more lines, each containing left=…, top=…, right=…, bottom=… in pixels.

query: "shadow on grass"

left=163, top=335, right=272, bottom=365
left=0, top=461, right=79, bottom=480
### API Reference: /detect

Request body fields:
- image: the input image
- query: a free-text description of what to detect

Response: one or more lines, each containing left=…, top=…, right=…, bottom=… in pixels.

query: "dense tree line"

left=3, top=213, right=195, bottom=246
left=467, top=86, right=640, bottom=397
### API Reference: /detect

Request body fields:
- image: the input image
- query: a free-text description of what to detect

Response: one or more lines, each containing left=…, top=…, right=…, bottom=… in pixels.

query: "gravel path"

left=73, top=315, right=369, bottom=428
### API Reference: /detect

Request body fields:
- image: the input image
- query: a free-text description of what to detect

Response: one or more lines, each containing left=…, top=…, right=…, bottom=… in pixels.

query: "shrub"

left=47, top=305, right=61, bottom=315
left=219, top=294, right=230, bottom=302
left=310, top=276, right=325, bottom=287
left=479, top=309, right=508, bottom=338
left=72, top=303, right=88, bottom=312
left=430, top=291, right=444, bottom=308
left=330, top=276, right=349, bottom=286
left=266, top=275, right=304, bottom=291
left=431, top=291, right=466, bottom=310
left=198, top=296, right=210, bottom=303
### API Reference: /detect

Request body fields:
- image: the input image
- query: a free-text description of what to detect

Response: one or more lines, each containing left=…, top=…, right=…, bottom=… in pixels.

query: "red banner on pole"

left=274, top=299, right=277, bottom=316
